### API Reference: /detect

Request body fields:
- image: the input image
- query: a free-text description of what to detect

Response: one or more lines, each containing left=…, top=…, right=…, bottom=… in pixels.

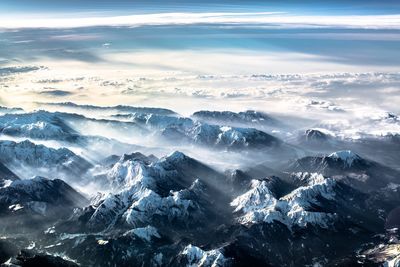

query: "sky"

left=0, top=0, right=399, bottom=118
left=1, top=0, right=400, bottom=14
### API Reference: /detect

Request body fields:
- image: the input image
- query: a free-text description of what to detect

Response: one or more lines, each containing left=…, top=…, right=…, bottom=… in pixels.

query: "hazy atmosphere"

left=0, top=1, right=400, bottom=266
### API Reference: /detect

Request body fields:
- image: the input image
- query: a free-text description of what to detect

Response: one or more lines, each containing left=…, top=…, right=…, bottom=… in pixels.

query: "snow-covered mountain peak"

left=127, top=112, right=194, bottom=130
left=85, top=153, right=214, bottom=231
left=107, top=159, right=154, bottom=191
left=231, top=180, right=276, bottom=213
left=119, top=152, right=158, bottom=164
left=328, top=150, right=361, bottom=166
left=181, top=244, right=228, bottom=267
left=0, top=139, right=91, bottom=178
left=0, top=110, right=77, bottom=140
left=281, top=177, right=336, bottom=203
left=157, top=120, right=282, bottom=150
left=291, top=172, right=326, bottom=186
left=121, top=185, right=198, bottom=227
left=164, top=151, right=188, bottom=163
left=191, top=109, right=278, bottom=128
left=232, top=177, right=338, bottom=229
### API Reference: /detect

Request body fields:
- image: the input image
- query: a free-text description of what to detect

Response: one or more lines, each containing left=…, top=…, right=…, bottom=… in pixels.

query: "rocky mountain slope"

left=0, top=104, right=399, bottom=266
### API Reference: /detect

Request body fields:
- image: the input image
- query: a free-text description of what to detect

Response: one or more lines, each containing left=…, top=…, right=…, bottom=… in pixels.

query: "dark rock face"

left=0, top=107, right=399, bottom=266
left=293, top=129, right=335, bottom=151
left=4, top=250, right=79, bottom=267
left=386, top=206, right=400, bottom=229
left=0, top=162, right=19, bottom=187
left=0, top=176, right=88, bottom=233
left=303, top=129, right=329, bottom=142
left=0, top=240, right=18, bottom=264
left=0, top=157, right=396, bottom=266
left=34, top=152, right=395, bottom=266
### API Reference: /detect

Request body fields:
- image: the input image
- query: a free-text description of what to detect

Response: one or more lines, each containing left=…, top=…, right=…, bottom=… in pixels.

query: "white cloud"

left=1, top=60, right=399, bottom=119
left=1, top=12, right=400, bottom=29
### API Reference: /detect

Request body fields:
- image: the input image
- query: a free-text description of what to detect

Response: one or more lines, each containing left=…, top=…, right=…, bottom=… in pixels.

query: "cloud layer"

left=1, top=12, right=400, bottom=29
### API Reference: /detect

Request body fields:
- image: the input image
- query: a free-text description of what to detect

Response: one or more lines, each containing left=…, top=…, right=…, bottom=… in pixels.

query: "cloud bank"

left=1, top=12, right=400, bottom=29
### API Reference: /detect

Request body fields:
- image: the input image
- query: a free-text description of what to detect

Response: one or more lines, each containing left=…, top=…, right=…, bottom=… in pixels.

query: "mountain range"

left=0, top=103, right=398, bottom=267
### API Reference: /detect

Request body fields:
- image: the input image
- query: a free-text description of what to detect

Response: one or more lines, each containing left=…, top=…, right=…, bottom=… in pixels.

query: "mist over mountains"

left=0, top=102, right=398, bottom=266
left=1, top=1, right=400, bottom=265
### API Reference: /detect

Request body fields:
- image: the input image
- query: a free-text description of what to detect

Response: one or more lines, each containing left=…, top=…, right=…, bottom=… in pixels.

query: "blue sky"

left=1, top=0, right=400, bottom=15
left=1, top=1, right=399, bottom=70
left=0, top=0, right=399, bottom=118
left=2, top=26, right=399, bottom=67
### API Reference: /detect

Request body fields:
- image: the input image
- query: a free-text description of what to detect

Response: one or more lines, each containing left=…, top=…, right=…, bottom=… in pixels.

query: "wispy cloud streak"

left=1, top=12, right=400, bottom=29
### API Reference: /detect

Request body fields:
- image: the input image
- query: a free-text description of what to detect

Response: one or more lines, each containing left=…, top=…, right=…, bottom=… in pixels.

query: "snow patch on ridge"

left=107, top=160, right=155, bottom=191
left=231, top=175, right=337, bottom=229
left=292, top=172, right=327, bottom=186
left=87, top=153, right=204, bottom=231
left=124, top=226, right=161, bottom=242
left=181, top=244, right=228, bottom=267
left=123, top=187, right=196, bottom=227
left=328, top=150, right=361, bottom=167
